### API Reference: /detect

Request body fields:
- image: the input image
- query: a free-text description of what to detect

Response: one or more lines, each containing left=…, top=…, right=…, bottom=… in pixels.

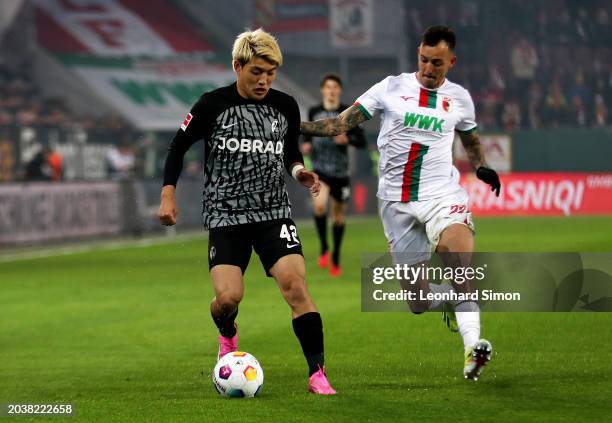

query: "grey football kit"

left=303, top=103, right=366, bottom=202
left=163, top=83, right=306, bottom=275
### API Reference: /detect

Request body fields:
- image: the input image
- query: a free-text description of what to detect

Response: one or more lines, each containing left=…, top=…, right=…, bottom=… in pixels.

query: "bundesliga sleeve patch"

left=181, top=113, right=193, bottom=131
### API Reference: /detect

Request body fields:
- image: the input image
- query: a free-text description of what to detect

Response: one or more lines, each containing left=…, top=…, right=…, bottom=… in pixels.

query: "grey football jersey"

left=163, top=83, right=304, bottom=229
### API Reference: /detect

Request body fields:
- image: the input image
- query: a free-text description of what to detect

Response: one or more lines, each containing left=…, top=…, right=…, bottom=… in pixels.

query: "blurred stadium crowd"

left=417, top=0, right=611, bottom=131
left=0, top=0, right=610, bottom=183
left=0, top=62, right=130, bottom=135
left=0, top=59, right=136, bottom=181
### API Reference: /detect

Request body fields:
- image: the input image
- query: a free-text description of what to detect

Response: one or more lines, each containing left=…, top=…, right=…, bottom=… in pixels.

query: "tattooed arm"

left=458, top=128, right=501, bottom=196
left=457, top=129, right=486, bottom=170
left=300, top=105, right=368, bottom=136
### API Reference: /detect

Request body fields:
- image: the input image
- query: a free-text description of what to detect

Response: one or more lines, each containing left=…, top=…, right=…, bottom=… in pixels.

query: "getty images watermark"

left=371, top=262, right=521, bottom=303
left=361, top=253, right=612, bottom=312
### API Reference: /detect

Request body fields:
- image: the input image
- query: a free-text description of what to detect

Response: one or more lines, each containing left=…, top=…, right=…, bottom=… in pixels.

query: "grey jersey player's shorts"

left=379, top=185, right=475, bottom=265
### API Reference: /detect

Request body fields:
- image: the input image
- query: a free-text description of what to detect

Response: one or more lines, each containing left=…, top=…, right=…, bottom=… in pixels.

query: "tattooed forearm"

left=300, top=119, right=344, bottom=136
left=300, top=105, right=368, bottom=136
left=458, top=130, right=486, bottom=170
left=342, top=105, right=369, bottom=129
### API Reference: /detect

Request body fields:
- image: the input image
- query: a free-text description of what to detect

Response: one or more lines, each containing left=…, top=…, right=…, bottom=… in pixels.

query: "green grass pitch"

left=2, top=216, right=612, bottom=422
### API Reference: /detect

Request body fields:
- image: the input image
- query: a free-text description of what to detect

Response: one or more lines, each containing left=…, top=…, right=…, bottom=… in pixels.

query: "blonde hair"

left=232, top=28, right=283, bottom=66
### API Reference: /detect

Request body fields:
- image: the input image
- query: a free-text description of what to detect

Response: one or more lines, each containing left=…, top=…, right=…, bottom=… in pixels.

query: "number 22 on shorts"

left=449, top=205, right=467, bottom=214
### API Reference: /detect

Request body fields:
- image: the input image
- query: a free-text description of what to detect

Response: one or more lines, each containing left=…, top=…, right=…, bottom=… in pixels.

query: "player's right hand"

left=158, top=187, right=178, bottom=226
left=158, top=200, right=178, bottom=226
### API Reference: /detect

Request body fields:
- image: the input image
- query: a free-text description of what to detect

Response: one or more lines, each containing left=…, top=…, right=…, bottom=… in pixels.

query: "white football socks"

left=455, top=301, right=481, bottom=352
left=425, top=285, right=482, bottom=351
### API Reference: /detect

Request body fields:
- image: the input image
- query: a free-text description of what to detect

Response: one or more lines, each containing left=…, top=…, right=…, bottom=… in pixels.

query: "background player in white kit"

left=301, top=26, right=501, bottom=380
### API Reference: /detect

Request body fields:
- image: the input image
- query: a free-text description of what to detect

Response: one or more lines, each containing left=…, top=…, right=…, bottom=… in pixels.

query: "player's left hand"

left=296, top=169, right=321, bottom=197
left=334, top=134, right=349, bottom=145
left=476, top=166, right=501, bottom=197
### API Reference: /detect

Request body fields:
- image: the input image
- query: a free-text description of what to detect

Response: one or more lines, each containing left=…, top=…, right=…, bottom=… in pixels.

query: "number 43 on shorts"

left=280, top=224, right=300, bottom=247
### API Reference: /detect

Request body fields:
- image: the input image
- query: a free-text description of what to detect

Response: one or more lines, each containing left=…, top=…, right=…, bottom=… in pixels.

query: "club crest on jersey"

left=181, top=113, right=193, bottom=131
left=442, top=97, right=453, bottom=112
left=271, top=119, right=279, bottom=134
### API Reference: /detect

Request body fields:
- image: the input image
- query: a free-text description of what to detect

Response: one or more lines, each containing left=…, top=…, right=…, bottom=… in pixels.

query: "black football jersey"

left=163, top=83, right=304, bottom=229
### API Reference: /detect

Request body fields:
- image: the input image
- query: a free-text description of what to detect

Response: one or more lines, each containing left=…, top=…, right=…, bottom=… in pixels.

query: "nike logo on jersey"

left=286, top=243, right=300, bottom=248
left=222, top=122, right=238, bottom=129
left=404, top=112, right=445, bottom=132
left=400, top=96, right=414, bottom=101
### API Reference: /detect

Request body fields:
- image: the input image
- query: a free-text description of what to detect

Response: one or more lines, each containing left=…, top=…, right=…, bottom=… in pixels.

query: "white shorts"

left=379, top=185, right=475, bottom=264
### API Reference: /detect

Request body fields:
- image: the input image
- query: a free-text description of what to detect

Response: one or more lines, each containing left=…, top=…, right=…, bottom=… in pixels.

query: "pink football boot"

left=308, top=367, right=337, bottom=395
left=217, top=324, right=238, bottom=360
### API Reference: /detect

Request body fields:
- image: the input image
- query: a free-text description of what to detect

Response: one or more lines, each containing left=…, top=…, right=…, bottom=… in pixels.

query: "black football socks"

left=332, top=223, right=345, bottom=266
left=212, top=307, right=238, bottom=338
left=292, top=312, right=325, bottom=376
left=314, top=214, right=328, bottom=255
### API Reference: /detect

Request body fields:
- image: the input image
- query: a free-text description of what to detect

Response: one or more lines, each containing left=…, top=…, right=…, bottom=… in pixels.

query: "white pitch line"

left=0, top=232, right=208, bottom=263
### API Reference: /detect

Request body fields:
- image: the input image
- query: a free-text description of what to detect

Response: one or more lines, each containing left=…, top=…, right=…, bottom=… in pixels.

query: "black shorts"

left=207, top=218, right=303, bottom=277
left=316, top=171, right=351, bottom=203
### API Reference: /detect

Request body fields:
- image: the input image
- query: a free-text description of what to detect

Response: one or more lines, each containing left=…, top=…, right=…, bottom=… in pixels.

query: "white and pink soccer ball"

left=213, top=351, right=264, bottom=398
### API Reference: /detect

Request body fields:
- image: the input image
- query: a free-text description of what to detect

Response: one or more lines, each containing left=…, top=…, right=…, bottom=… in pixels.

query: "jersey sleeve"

left=353, top=77, right=390, bottom=120
left=162, top=95, right=210, bottom=187
left=455, top=89, right=478, bottom=133
left=283, top=96, right=305, bottom=173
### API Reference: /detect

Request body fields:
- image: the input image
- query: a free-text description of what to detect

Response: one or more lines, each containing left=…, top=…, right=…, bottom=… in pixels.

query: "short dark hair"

left=320, top=73, right=343, bottom=88
left=421, top=25, right=456, bottom=50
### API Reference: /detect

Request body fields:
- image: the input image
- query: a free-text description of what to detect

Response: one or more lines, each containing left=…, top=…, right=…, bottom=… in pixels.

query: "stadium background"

left=0, top=0, right=611, bottom=244
left=1, top=1, right=611, bottom=421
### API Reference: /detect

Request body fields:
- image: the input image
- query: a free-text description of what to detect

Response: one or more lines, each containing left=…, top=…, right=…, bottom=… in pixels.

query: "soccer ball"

left=212, top=351, right=264, bottom=398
